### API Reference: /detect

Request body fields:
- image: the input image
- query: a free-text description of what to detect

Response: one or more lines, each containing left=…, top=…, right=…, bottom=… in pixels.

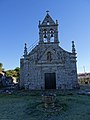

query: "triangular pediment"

left=41, top=13, right=55, bottom=25
left=37, top=47, right=58, bottom=64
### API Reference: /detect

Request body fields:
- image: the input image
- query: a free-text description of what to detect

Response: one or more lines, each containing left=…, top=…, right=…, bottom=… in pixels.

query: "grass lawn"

left=0, top=89, right=90, bottom=120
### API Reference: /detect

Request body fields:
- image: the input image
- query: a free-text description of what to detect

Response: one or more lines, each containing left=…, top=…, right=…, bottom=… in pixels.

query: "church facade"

left=20, top=12, right=78, bottom=90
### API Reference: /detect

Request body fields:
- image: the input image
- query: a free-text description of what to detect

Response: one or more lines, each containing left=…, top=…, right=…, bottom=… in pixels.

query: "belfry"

left=38, top=11, right=59, bottom=44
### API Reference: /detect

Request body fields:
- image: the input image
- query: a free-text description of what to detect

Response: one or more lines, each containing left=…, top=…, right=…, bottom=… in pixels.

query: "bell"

left=44, top=32, right=47, bottom=38
left=44, top=35, right=47, bottom=38
left=51, top=34, right=53, bottom=37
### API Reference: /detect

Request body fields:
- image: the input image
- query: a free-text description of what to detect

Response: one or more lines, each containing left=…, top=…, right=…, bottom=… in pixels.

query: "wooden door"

left=45, top=73, right=56, bottom=89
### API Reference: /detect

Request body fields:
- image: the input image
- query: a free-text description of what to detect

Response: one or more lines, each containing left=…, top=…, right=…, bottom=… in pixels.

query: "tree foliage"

left=6, top=67, right=20, bottom=78
left=0, top=63, right=4, bottom=71
left=14, top=67, right=20, bottom=78
left=0, top=62, right=20, bottom=79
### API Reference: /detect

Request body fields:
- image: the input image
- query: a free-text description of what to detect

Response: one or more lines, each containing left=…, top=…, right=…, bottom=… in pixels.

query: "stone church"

left=20, top=12, right=78, bottom=90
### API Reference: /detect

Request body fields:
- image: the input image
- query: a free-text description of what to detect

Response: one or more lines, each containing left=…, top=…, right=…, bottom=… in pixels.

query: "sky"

left=0, top=0, right=90, bottom=73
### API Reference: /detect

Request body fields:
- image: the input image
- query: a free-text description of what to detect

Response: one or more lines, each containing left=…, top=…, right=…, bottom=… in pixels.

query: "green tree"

left=14, top=67, right=20, bottom=82
left=6, top=67, right=20, bottom=78
left=6, top=70, right=17, bottom=77
left=0, top=63, right=4, bottom=71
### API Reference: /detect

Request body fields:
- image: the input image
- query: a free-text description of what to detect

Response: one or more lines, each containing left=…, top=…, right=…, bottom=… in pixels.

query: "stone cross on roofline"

left=46, top=10, right=49, bottom=14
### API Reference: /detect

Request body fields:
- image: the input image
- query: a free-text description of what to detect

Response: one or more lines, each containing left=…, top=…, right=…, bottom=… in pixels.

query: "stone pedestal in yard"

left=42, top=93, right=56, bottom=108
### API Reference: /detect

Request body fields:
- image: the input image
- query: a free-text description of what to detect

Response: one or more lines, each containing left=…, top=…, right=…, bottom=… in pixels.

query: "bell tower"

left=38, top=11, right=59, bottom=44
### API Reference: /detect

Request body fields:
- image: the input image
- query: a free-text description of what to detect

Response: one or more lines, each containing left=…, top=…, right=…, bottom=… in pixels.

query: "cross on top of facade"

left=46, top=10, right=49, bottom=14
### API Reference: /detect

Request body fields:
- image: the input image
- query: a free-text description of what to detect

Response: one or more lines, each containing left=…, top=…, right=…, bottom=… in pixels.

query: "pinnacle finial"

left=56, top=20, right=58, bottom=24
left=24, top=43, right=27, bottom=57
left=72, top=41, right=76, bottom=54
left=25, top=43, right=27, bottom=46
